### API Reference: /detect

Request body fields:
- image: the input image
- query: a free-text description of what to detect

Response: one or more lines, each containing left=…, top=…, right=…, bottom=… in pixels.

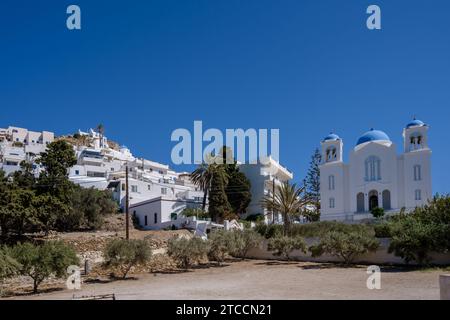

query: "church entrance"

left=369, top=190, right=379, bottom=211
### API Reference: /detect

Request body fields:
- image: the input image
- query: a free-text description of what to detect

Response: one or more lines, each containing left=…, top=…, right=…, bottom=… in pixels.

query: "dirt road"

left=7, top=260, right=442, bottom=300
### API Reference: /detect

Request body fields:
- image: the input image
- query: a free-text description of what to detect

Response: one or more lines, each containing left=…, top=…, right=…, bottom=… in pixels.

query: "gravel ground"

left=4, top=260, right=443, bottom=300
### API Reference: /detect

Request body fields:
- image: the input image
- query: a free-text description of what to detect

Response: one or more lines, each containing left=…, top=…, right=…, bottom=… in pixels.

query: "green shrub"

left=104, top=239, right=152, bottom=279
left=386, top=195, right=450, bottom=264
left=229, top=229, right=263, bottom=259
left=371, top=207, right=385, bottom=219
left=256, top=221, right=374, bottom=239
left=0, top=247, right=20, bottom=282
left=181, top=208, right=209, bottom=219
left=310, top=231, right=379, bottom=265
left=207, top=230, right=233, bottom=265
left=267, top=235, right=307, bottom=260
left=167, top=236, right=209, bottom=269
left=255, top=223, right=283, bottom=239
left=387, top=216, right=441, bottom=265
left=245, top=214, right=264, bottom=222
left=373, top=222, right=392, bottom=238
left=9, top=241, right=79, bottom=293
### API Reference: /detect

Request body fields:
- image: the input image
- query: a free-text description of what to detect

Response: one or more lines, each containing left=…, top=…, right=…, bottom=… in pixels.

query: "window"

left=144, top=215, right=148, bottom=226
left=415, top=189, right=422, bottom=201
left=365, top=156, right=381, bottom=181
left=326, top=147, right=337, bottom=162
left=110, top=168, right=114, bottom=171
left=161, top=188, right=167, bottom=195
left=410, top=134, right=423, bottom=151
left=131, top=185, right=138, bottom=193
left=148, top=184, right=151, bottom=191
left=121, top=183, right=125, bottom=191
left=75, top=170, right=79, bottom=175
left=328, top=175, right=335, bottom=190
left=414, top=165, right=422, bottom=181
left=154, top=213, right=158, bottom=224
left=329, top=198, right=335, bottom=209
left=194, top=197, right=201, bottom=202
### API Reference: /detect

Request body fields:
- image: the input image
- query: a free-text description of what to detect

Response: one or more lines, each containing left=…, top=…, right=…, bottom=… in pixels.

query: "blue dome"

left=356, top=129, right=391, bottom=146
left=323, top=133, right=340, bottom=141
left=406, top=119, right=425, bottom=128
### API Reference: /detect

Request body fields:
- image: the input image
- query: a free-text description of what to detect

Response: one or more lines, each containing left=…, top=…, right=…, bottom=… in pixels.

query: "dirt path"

left=5, top=260, right=442, bottom=300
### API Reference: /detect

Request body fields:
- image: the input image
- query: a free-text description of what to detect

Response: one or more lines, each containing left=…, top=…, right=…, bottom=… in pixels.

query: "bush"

left=388, top=216, right=441, bottom=265
left=267, top=235, right=307, bottom=260
left=255, top=223, right=283, bottom=239
left=167, top=236, right=209, bottom=269
left=0, top=247, right=20, bottom=282
left=229, top=229, right=263, bottom=260
left=386, top=195, right=450, bottom=264
left=181, top=208, right=209, bottom=219
left=371, top=207, right=385, bottom=219
left=245, top=214, right=264, bottom=222
left=255, top=221, right=375, bottom=239
left=9, top=241, right=79, bottom=293
left=310, top=231, right=379, bottom=265
left=207, top=230, right=233, bottom=265
left=373, top=222, right=392, bottom=238
left=104, top=239, right=152, bottom=279
left=69, top=187, right=119, bottom=230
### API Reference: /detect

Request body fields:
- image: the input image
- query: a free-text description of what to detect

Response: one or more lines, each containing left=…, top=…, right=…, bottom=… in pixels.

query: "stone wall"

left=247, top=238, right=450, bottom=265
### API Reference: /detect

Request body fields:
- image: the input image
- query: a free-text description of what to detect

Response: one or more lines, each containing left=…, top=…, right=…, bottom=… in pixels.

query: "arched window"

left=410, top=133, right=423, bottom=151
left=326, top=147, right=337, bottom=162
left=415, top=189, right=422, bottom=201
left=414, top=165, right=422, bottom=181
left=365, top=156, right=381, bottom=181
left=382, top=190, right=391, bottom=210
left=328, top=175, right=335, bottom=190
left=329, top=198, right=335, bottom=209
left=356, top=192, right=365, bottom=212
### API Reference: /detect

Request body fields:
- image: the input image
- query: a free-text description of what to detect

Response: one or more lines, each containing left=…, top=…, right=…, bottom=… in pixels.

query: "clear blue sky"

left=0, top=0, right=449, bottom=194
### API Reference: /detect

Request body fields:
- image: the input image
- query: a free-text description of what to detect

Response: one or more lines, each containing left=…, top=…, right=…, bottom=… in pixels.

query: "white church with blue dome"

left=319, top=119, right=432, bottom=221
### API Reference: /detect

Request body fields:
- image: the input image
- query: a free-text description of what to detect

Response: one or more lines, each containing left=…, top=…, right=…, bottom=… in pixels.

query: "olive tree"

left=267, top=235, right=307, bottom=261
left=9, top=241, right=79, bottom=293
left=104, top=239, right=152, bottom=279
left=310, top=231, right=379, bottom=265
left=167, top=236, right=209, bottom=269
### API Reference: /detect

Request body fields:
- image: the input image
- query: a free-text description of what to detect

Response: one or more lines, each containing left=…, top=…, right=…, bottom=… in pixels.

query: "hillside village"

left=0, top=125, right=293, bottom=231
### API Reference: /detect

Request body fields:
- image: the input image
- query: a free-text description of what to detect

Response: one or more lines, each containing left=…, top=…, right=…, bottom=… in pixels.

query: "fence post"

left=440, top=274, right=450, bottom=300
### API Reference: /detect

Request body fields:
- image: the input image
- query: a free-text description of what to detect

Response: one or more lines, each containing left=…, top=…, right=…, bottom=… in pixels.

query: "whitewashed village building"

left=320, top=119, right=432, bottom=221
left=239, top=156, right=294, bottom=224
left=0, top=126, right=54, bottom=176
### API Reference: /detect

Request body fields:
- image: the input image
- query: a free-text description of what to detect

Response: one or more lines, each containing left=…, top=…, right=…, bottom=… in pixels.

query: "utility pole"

left=125, top=164, right=129, bottom=240
left=272, top=178, right=275, bottom=224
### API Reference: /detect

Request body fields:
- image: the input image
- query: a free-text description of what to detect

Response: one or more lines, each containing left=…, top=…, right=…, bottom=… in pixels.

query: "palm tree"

left=190, top=163, right=214, bottom=211
left=261, top=181, right=311, bottom=236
